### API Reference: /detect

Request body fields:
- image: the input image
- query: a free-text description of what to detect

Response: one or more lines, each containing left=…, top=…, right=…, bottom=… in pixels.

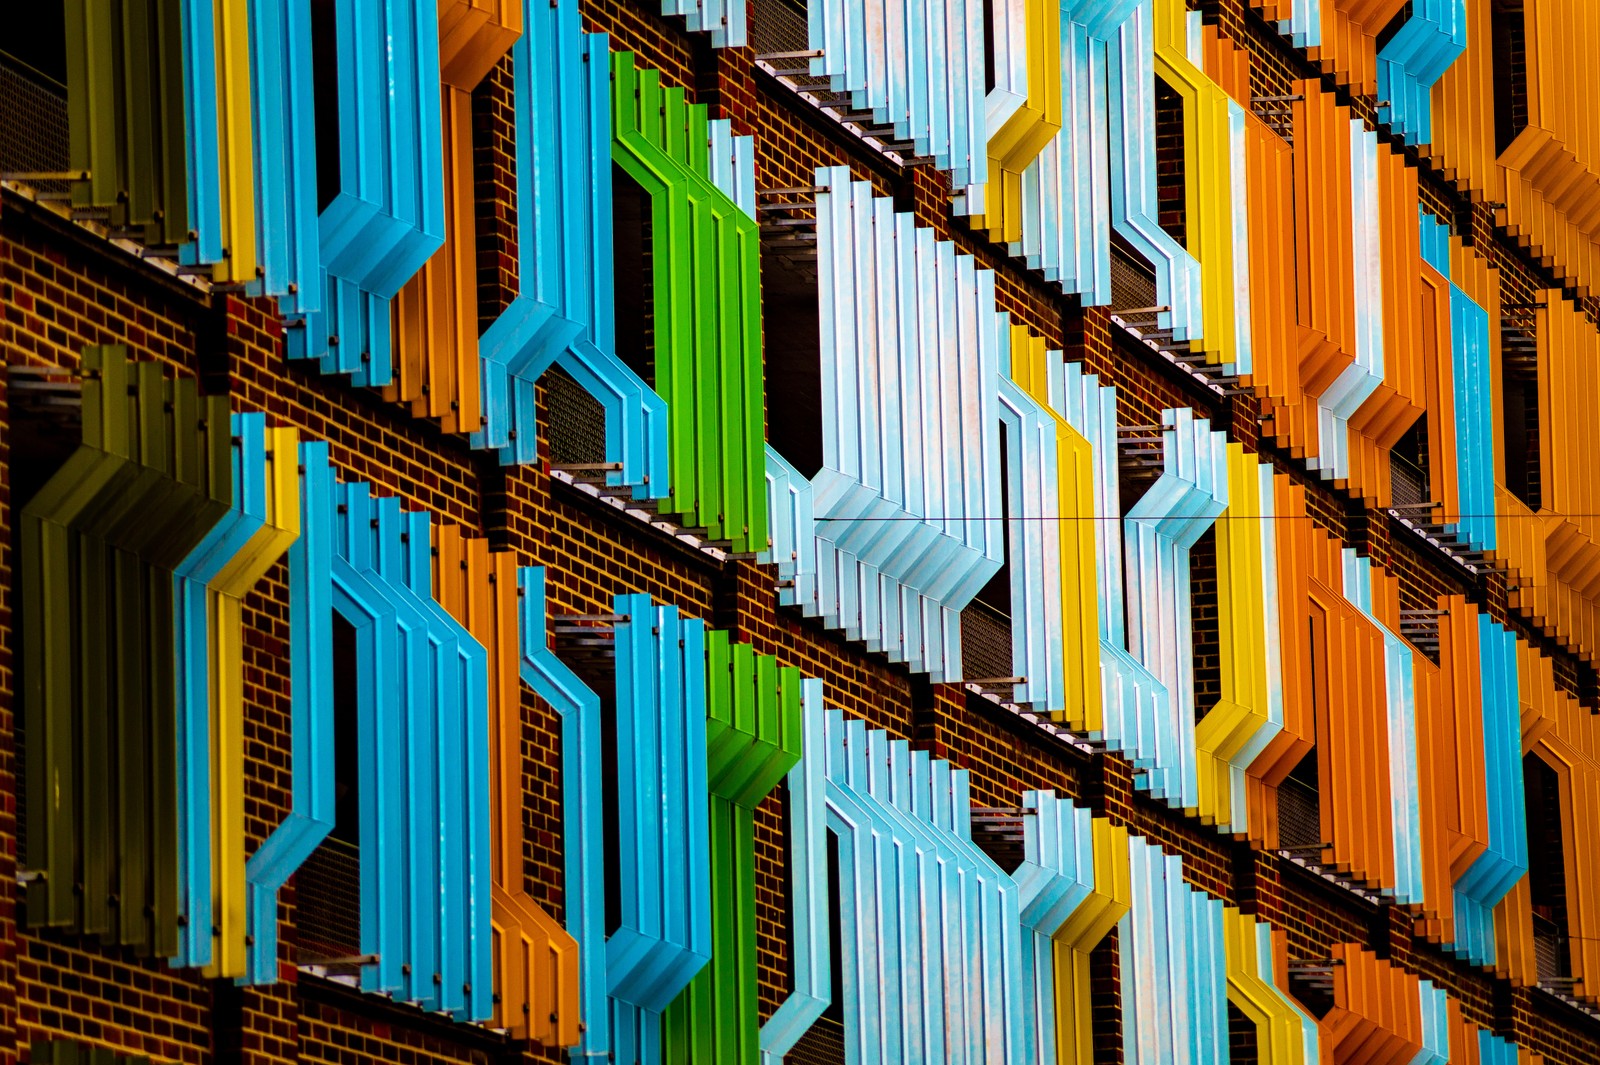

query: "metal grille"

left=1390, top=450, right=1427, bottom=509
left=960, top=599, right=1013, bottom=684
left=788, top=1016, right=847, bottom=1065
left=750, top=0, right=811, bottom=59
left=1534, top=916, right=1570, bottom=983
left=0, top=53, right=70, bottom=194
left=1276, top=775, right=1322, bottom=851
left=1110, top=244, right=1158, bottom=314
left=546, top=368, right=608, bottom=466
left=294, top=837, right=363, bottom=959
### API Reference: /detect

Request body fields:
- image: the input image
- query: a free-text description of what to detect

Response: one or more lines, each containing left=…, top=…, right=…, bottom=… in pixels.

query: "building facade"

left=3, top=0, right=1600, bottom=1062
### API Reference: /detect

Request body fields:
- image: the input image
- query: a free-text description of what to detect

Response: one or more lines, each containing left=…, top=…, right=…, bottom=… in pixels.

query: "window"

left=311, top=0, right=342, bottom=213
left=761, top=195, right=824, bottom=479
left=1277, top=605, right=1326, bottom=854
left=612, top=163, right=655, bottom=389
left=1492, top=0, right=1529, bottom=156
left=962, top=425, right=1013, bottom=686
left=1523, top=754, right=1570, bottom=984
left=1501, top=309, right=1541, bottom=510
left=1390, top=416, right=1430, bottom=510
left=1155, top=76, right=1187, bottom=249
left=1190, top=527, right=1220, bottom=723
left=0, top=5, right=69, bottom=193
left=294, top=613, right=362, bottom=960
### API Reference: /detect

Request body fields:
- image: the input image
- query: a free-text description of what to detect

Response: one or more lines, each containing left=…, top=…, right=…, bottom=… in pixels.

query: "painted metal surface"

left=435, top=538, right=578, bottom=1045
left=1222, top=909, right=1320, bottom=1065
left=64, top=0, right=190, bottom=245
left=1448, top=617, right=1528, bottom=967
left=1009, top=330, right=1102, bottom=726
left=243, top=440, right=337, bottom=985
left=1108, top=2, right=1204, bottom=342
left=171, top=413, right=299, bottom=975
left=1322, top=944, right=1434, bottom=1064
left=607, top=594, right=712, bottom=1065
left=473, top=0, right=668, bottom=489
left=245, top=0, right=321, bottom=317
left=958, top=0, right=1062, bottom=245
left=761, top=167, right=1009, bottom=683
left=662, top=634, right=804, bottom=1064
left=516, top=568, right=601, bottom=1050
left=806, top=0, right=989, bottom=188
left=179, top=0, right=258, bottom=282
left=1375, top=0, right=1467, bottom=146
left=326, top=481, right=493, bottom=1019
left=1120, top=407, right=1229, bottom=810
left=1340, top=550, right=1426, bottom=907
left=764, top=701, right=1137, bottom=1063
left=20, top=347, right=231, bottom=957
left=611, top=52, right=766, bottom=551
left=659, top=0, right=745, bottom=48
left=770, top=706, right=1029, bottom=1062
left=285, top=0, right=445, bottom=389
left=1194, top=452, right=1282, bottom=835
left=1119, top=835, right=1228, bottom=1065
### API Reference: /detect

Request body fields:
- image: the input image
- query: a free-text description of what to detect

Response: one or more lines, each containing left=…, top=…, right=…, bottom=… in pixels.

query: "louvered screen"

left=546, top=367, right=608, bottom=466
left=750, top=0, right=810, bottom=58
left=789, top=1016, right=847, bottom=1065
left=1110, top=244, right=1159, bottom=314
left=294, top=837, right=362, bottom=960
left=1276, top=775, right=1322, bottom=851
left=0, top=54, right=70, bottom=195
left=1390, top=451, right=1427, bottom=509
left=960, top=599, right=1013, bottom=684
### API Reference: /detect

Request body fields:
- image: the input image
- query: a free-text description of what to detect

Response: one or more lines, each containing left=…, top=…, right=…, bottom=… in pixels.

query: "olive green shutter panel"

left=21, top=346, right=230, bottom=956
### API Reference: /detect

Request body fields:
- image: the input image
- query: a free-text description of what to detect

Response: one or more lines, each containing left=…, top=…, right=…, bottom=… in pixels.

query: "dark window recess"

left=295, top=613, right=363, bottom=960
left=1, top=48, right=70, bottom=198
left=785, top=859, right=848, bottom=1065
left=962, top=426, right=1013, bottom=687
left=10, top=371, right=86, bottom=869
left=1373, top=2, right=1413, bottom=56
left=1088, top=928, right=1122, bottom=1065
left=1228, top=1001, right=1261, bottom=1065
left=311, top=0, right=342, bottom=213
left=762, top=235, right=824, bottom=479
left=2, top=3, right=66, bottom=89
left=602, top=688, right=623, bottom=940
left=545, top=367, right=608, bottom=466
left=823, top=831, right=845, bottom=1026
left=750, top=0, right=811, bottom=58
left=471, top=60, right=517, bottom=330
left=1190, top=526, right=1220, bottom=722
left=1501, top=308, right=1541, bottom=510
left=969, top=807, right=1028, bottom=876
left=1278, top=607, right=1326, bottom=854
left=612, top=162, right=655, bottom=390
left=1524, top=754, right=1571, bottom=984
left=1390, top=415, right=1430, bottom=510
left=982, top=0, right=997, bottom=96
left=1154, top=76, right=1187, bottom=249
left=1492, top=0, right=1529, bottom=156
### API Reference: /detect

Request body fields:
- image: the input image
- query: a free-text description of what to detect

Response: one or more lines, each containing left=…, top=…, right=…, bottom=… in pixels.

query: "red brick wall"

left=1, top=0, right=1600, bottom=1061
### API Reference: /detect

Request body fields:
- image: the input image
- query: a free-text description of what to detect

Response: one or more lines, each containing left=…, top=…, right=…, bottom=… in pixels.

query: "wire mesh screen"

left=1110, top=244, right=1159, bottom=314
left=960, top=599, right=1013, bottom=683
left=546, top=368, right=608, bottom=466
left=750, top=0, right=812, bottom=60
left=789, top=1017, right=847, bottom=1065
left=0, top=54, right=70, bottom=194
left=294, top=837, right=363, bottom=959
left=1276, top=776, right=1322, bottom=851
left=1390, top=451, right=1427, bottom=509
left=1534, top=918, right=1570, bottom=983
